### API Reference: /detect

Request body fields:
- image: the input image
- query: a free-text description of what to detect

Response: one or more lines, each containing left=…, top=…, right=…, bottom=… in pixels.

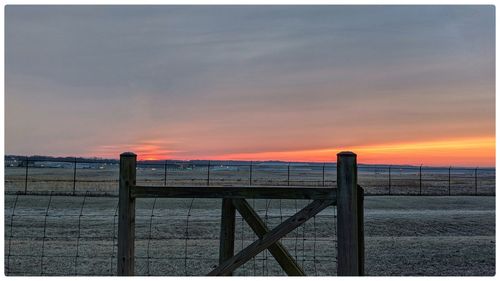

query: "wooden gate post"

left=336, top=151, right=362, bottom=276
left=357, top=184, right=364, bottom=275
left=117, top=152, right=137, bottom=275
left=219, top=198, right=236, bottom=275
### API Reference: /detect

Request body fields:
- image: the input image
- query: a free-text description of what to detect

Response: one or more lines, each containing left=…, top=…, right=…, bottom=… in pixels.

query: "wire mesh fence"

left=4, top=156, right=495, bottom=196
left=3, top=156, right=493, bottom=276
left=5, top=193, right=337, bottom=276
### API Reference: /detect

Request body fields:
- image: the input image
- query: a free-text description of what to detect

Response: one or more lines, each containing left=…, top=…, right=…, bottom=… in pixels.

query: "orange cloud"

left=90, top=140, right=183, bottom=160
left=213, top=136, right=495, bottom=167
left=88, top=136, right=495, bottom=167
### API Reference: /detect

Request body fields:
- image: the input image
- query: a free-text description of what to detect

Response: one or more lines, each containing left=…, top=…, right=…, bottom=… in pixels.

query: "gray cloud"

left=5, top=5, right=495, bottom=157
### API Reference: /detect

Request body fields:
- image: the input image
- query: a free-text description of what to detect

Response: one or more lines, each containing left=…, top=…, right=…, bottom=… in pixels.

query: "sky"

left=5, top=5, right=495, bottom=166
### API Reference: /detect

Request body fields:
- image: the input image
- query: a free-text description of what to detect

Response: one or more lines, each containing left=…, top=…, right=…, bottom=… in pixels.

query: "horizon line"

left=4, top=154, right=495, bottom=169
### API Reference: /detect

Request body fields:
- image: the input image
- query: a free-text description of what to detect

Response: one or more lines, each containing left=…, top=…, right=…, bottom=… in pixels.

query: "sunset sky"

left=5, top=5, right=495, bottom=166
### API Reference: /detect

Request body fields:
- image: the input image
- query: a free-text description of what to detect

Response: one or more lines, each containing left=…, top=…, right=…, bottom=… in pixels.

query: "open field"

left=4, top=163, right=495, bottom=195
left=4, top=160, right=495, bottom=275
left=5, top=195, right=495, bottom=276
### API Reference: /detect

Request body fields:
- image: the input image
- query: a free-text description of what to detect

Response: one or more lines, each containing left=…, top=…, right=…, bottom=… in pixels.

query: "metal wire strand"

left=110, top=199, right=119, bottom=275
left=294, top=199, right=299, bottom=261
left=184, top=198, right=195, bottom=276
left=40, top=191, right=54, bottom=275
left=263, top=199, right=271, bottom=275
left=74, top=191, right=88, bottom=275
left=302, top=200, right=309, bottom=269
left=6, top=194, right=20, bottom=275
left=252, top=198, right=256, bottom=276
left=240, top=208, right=245, bottom=274
left=146, top=197, right=158, bottom=276
left=313, top=214, right=318, bottom=276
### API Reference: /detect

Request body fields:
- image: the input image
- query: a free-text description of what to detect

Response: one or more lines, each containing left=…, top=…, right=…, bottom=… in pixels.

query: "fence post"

left=357, top=185, right=364, bottom=276
left=118, top=152, right=137, bottom=276
left=24, top=156, right=29, bottom=194
left=287, top=163, right=290, bottom=186
left=388, top=165, right=391, bottom=195
left=448, top=166, right=451, bottom=196
left=475, top=167, right=478, bottom=195
left=322, top=163, right=325, bottom=187
left=164, top=160, right=168, bottom=186
left=419, top=164, right=422, bottom=195
left=336, top=151, right=361, bottom=276
left=73, top=157, right=77, bottom=195
left=219, top=198, right=236, bottom=276
left=249, top=161, right=253, bottom=185
left=207, top=160, right=211, bottom=186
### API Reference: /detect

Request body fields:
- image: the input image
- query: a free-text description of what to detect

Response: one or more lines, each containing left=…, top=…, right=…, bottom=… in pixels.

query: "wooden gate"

left=117, top=151, right=364, bottom=276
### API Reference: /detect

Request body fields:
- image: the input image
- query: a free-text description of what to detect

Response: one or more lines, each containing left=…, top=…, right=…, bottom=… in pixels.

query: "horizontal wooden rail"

left=131, top=185, right=337, bottom=201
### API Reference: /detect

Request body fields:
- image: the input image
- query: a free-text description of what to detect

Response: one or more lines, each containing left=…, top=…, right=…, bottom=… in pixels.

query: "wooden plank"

left=336, top=151, right=360, bottom=276
left=132, top=185, right=336, bottom=201
left=208, top=199, right=334, bottom=276
left=357, top=185, right=364, bottom=276
left=232, top=198, right=305, bottom=276
left=219, top=198, right=236, bottom=276
left=117, top=152, right=137, bottom=276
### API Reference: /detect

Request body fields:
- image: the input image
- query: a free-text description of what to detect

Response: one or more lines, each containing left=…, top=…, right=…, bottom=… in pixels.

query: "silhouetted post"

left=388, top=166, right=391, bottom=195
left=73, top=158, right=77, bottom=195
left=207, top=161, right=211, bottom=186
left=475, top=168, right=478, bottom=195
left=287, top=163, right=290, bottom=186
left=337, top=151, right=362, bottom=276
left=322, top=163, right=326, bottom=186
left=249, top=161, right=253, bottom=185
left=164, top=160, right=167, bottom=186
left=118, top=152, right=136, bottom=276
left=24, top=156, right=29, bottom=194
left=419, top=165, right=422, bottom=195
left=219, top=198, right=236, bottom=276
left=448, top=166, right=451, bottom=196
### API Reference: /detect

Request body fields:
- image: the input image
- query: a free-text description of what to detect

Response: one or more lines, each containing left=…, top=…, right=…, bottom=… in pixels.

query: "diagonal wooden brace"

left=208, top=199, right=334, bottom=276
left=231, top=198, right=305, bottom=276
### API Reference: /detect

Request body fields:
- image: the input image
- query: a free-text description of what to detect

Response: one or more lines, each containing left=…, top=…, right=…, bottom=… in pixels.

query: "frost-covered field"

left=5, top=195, right=495, bottom=276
